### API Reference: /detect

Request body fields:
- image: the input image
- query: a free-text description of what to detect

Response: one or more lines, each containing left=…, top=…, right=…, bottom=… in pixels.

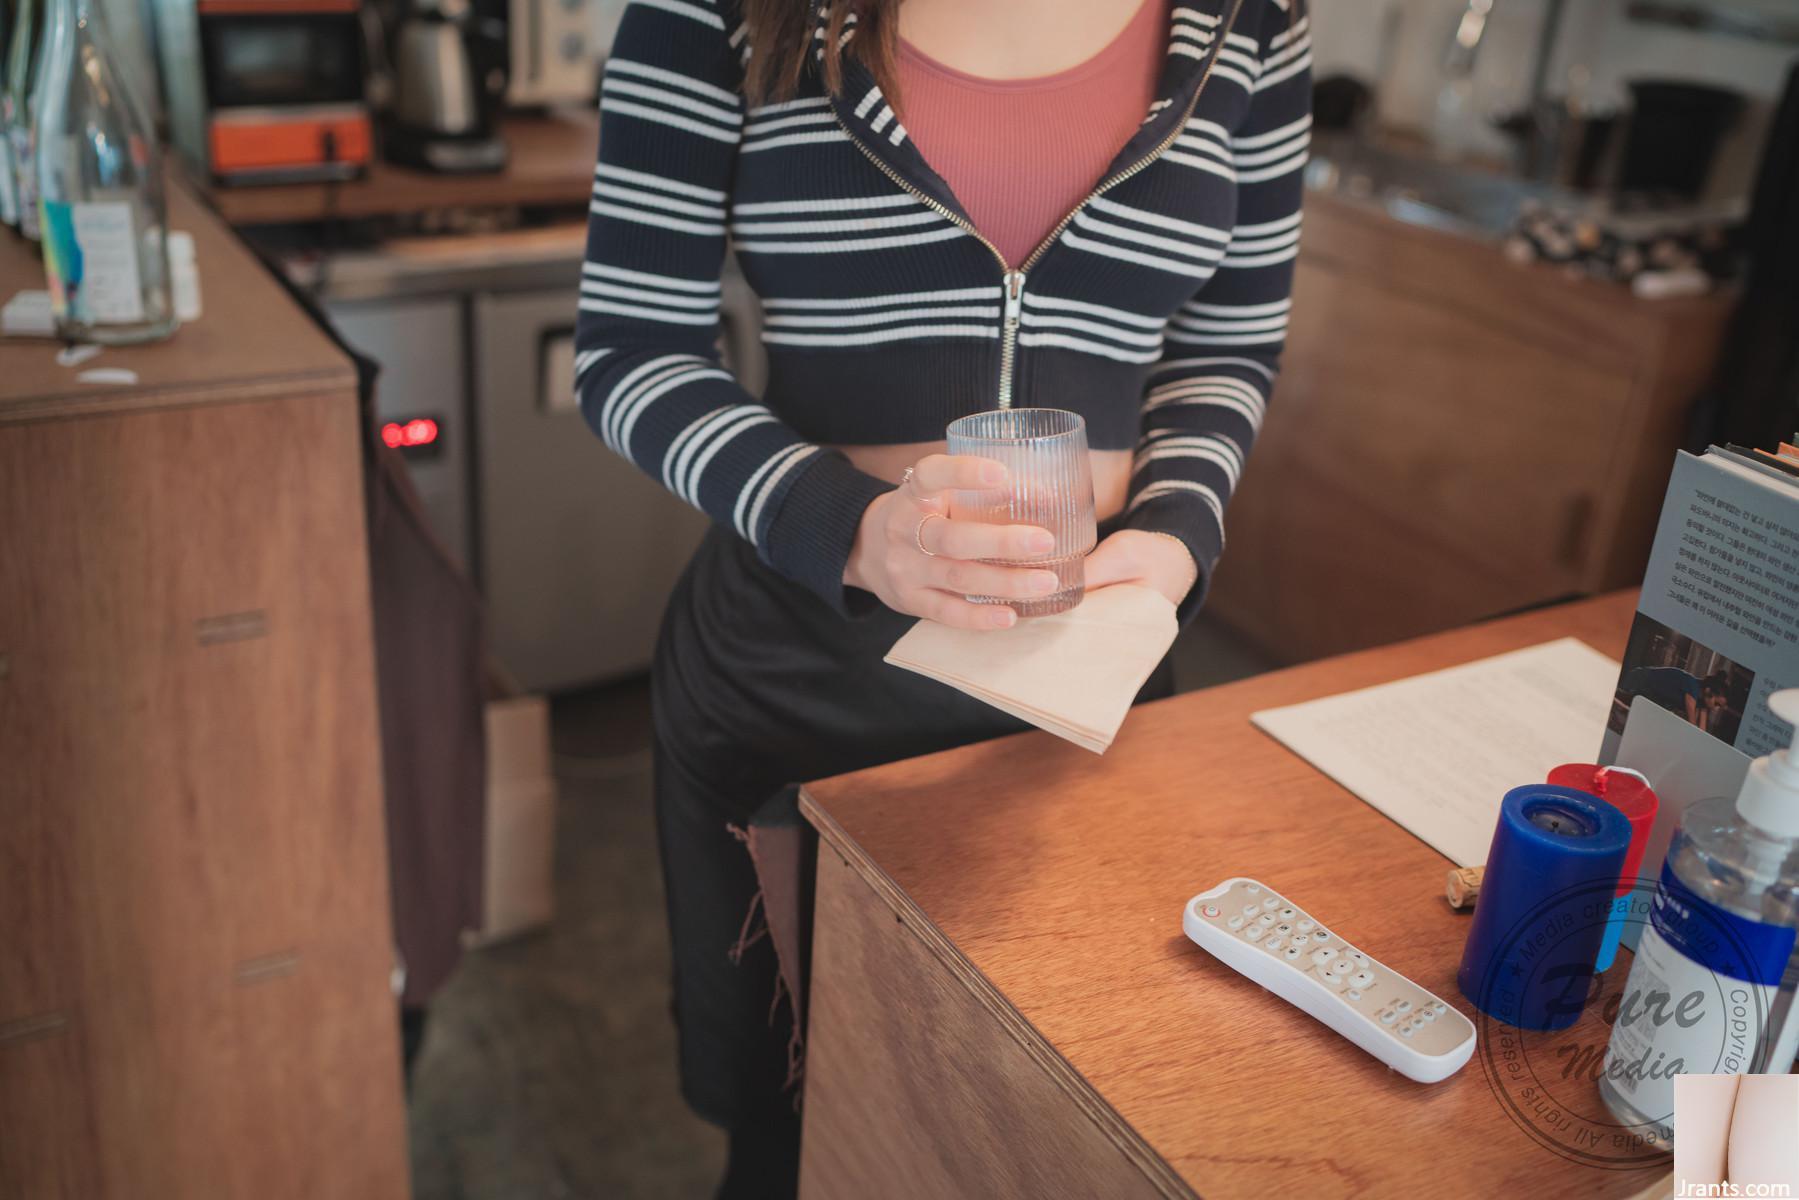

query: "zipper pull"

left=1003, top=271, right=1025, bottom=329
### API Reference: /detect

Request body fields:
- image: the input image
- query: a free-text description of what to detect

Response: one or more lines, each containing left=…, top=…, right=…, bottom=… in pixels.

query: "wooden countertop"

left=801, top=591, right=1665, bottom=1198
left=206, top=113, right=599, bottom=228
left=0, top=181, right=355, bottom=426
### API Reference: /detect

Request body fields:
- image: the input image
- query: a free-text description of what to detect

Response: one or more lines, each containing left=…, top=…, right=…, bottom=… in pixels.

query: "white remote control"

left=1183, top=877, right=1476, bottom=1083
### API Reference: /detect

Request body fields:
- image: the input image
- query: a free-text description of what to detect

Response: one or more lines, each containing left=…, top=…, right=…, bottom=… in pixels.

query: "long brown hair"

left=740, top=0, right=902, bottom=109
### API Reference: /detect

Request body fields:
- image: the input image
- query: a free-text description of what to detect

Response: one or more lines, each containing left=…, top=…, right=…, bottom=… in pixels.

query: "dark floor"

left=405, top=615, right=1277, bottom=1199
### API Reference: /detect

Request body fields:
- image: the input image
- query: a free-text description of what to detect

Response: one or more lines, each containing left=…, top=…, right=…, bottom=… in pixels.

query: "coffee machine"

left=386, top=0, right=508, bottom=173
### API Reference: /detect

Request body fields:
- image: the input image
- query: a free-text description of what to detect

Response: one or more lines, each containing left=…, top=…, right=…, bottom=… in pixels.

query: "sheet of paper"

left=1251, top=638, right=1622, bottom=866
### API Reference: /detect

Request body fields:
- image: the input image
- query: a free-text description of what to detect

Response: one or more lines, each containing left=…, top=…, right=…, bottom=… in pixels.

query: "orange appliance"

left=153, top=0, right=374, bottom=185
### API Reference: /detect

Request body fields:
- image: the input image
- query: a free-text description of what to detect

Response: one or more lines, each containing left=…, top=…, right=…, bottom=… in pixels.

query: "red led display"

left=380, top=418, right=439, bottom=449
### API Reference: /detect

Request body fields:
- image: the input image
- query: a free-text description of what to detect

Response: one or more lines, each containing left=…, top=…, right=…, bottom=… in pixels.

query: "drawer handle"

left=0, top=1011, right=69, bottom=1045
left=195, top=610, right=268, bottom=647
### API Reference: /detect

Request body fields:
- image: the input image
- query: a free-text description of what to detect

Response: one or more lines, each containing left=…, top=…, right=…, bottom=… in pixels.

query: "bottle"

left=32, top=0, right=174, bottom=343
left=1600, top=689, right=1799, bottom=1145
left=3, top=0, right=38, bottom=238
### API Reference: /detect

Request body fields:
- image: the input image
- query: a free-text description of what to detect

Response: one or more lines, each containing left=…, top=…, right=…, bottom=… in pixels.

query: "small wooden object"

left=1446, top=865, right=1485, bottom=909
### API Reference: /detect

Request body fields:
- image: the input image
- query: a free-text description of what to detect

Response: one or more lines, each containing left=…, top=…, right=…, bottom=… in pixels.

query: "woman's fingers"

left=927, top=556, right=1061, bottom=600
left=919, top=514, right=1055, bottom=561
left=908, top=453, right=1007, bottom=498
left=916, top=589, right=1017, bottom=630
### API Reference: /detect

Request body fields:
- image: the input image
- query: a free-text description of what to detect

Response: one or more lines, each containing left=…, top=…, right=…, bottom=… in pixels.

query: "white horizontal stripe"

left=1270, top=13, right=1311, bottom=50
left=1216, top=47, right=1261, bottom=76
left=582, top=261, right=721, bottom=294
left=1151, top=356, right=1275, bottom=382
left=738, top=443, right=819, bottom=543
left=1071, top=211, right=1227, bottom=261
left=604, top=99, right=740, bottom=144
left=762, top=323, right=996, bottom=347
left=733, top=193, right=918, bottom=216
left=618, top=364, right=733, bottom=454
left=1264, top=30, right=1313, bottom=72
left=1170, top=312, right=1289, bottom=334
left=729, top=210, right=942, bottom=235
left=590, top=199, right=725, bottom=236
left=1019, top=311, right=1162, bottom=348
left=680, top=411, right=778, bottom=505
left=1224, top=31, right=1260, bottom=54
left=579, top=297, right=718, bottom=326
left=1021, top=292, right=1164, bottom=329
left=629, top=0, right=723, bottom=29
left=593, top=181, right=726, bottom=220
left=1127, top=480, right=1225, bottom=526
left=573, top=348, right=609, bottom=382
left=1147, top=374, right=1265, bottom=407
left=870, top=105, right=895, bottom=134
left=1173, top=135, right=1232, bottom=164
left=1182, top=297, right=1291, bottom=318
left=1236, top=152, right=1308, bottom=185
left=1171, top=7, right=1220, bottom=27
left=765, top=304, right=998, bottom=328
left=1219, top=246, right=1299, bottom=268
left=1089, top=195, right=1230, bottom=243
left=1233, top=113, right=1313, bottom=150
left=1061, top=230, right=1220, bottom=278
left=888, top=124, right=907, bottom=146
left=604, top=56, right=738, bottom=107
left=854, top=86, right=881, bottom=119
left=666, top=405, right=774, bottom=501
left=1166, top=327, right=1284, bottom=345
left=602, top=356, right=711, bottom=452
left=1016, top=331, right=1161, bottom=363
left=1143, top=389, right=1264, bottom=426
left=1209, top=63, right=1257, bottom=92
left=1235, top=215, right=1303, bottom=242
left=743, top=110, right=838, bottom=138
left=1234, top=133, right=1310, bottom=168
left=1136, top=442, right=1243, bottom=485
left=1162, top=149, right=1237, bottom=180
left=764, top=286, right=996, bottom=311
left=1256, top=49, right=1312, bottom=92
left=747, top=96, right=830, bottom=118
left=595, top=161, right=727, bottom=203
left=740, top=129, right=852, bottom=153
left=580, top=278, right=721, bottom=310
left=603, top=77, right=739, bottom=130
left=1225, top=229, right=1300, bottom=254
left=735, top=225, right=966, bottom=254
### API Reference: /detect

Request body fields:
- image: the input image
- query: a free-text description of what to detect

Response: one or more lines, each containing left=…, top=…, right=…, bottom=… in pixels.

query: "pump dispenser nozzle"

left=1736, top=689, right=1799, bottom=837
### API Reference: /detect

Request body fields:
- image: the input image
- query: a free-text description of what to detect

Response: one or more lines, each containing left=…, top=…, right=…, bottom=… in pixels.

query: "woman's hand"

left=845, top=454, right=1061, bottom=630
left=1083, top=529, right=1198, bottom=609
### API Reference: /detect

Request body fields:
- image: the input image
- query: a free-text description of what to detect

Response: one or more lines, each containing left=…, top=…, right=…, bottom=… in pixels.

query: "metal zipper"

left=830, top=0, right=1246, bottom=408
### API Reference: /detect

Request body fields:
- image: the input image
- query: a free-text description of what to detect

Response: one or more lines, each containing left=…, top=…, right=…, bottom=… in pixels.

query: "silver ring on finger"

left=915, top=510, right=944, bottom=558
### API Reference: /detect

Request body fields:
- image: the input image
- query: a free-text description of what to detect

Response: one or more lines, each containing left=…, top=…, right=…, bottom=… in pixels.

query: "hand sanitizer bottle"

left=1600, top=690, right=1799, bottom=1144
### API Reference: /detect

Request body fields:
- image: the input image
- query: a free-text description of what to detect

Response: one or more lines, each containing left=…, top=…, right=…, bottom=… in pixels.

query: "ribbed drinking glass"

left=945, top=408, right=1097, bottom=618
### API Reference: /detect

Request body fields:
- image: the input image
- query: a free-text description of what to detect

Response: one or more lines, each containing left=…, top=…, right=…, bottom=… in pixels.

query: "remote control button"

left=1262, top=897, right=1280, bottom=911
left=1394, top=1000, right=1412, bottom=1013
left=1431, top=1002, right=1447, bottom=1014
left=1311, top=948, right=1337, bottom=965
left=1275, top=923, right=1293, bottom=935
left=1243, top=925, right=1265, bottom=942
left=1329, top=959, right=1353, bottom=975
left=1227, top=915, right=1244, bottom=929
left=1348, top=951, right=1367, bottom=962
left=1346, top=989, right=1363, bottom=1001
left=1312, top=931, right=1330, bottom=943
left=1263, top=935, right=1285, bottom=950
left=1242, top=904, right=1260, bottom=917
left=1421, top=1008, right=1438, bottom=1022
left=1295, top=918, right=1312, bottom=931
left=1246, top=884, right=1261, bottom=893
left=1284, top=946, right=1302, bottom=961
left=1256, top=913, right=1275, bottom=926
left=1201, top=904, right=1221, bottom=918
left=1379, top=1010, right=1397, bottom=1025
left=1348, top=970, right=1374, bottom=989
left=1314, top=929, right=1330, bottom=940
left=1281, top=909, right=1297, bottom=920
left=1398, top=1025, right=1415, bottom=1039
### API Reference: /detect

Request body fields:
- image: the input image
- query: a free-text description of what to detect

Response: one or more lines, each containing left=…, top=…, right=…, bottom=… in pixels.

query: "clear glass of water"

left=945, top=408, right=1097, bottom=618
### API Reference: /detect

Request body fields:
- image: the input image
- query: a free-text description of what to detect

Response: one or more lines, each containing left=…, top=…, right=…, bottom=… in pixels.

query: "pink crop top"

left=895, top=0, right=1168, bottom=267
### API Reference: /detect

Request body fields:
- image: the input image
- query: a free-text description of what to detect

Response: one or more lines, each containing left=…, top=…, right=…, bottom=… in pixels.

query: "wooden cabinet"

left=0, top=187, right=408, bottom=1198
left=1208, top=194, right=1734, bottom=663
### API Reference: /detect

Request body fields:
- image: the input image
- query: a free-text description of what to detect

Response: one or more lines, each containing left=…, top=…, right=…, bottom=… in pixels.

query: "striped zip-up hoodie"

left=575, top=0, right=1311, bottom=623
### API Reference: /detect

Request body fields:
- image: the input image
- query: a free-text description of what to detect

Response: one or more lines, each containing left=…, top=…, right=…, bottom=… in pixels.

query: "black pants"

left=650, top=523, right=1172, bottom=1198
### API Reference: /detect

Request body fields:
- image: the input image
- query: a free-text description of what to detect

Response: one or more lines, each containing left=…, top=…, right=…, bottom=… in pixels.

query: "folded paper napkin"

left=883, top=584, right=1179, bottom=754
